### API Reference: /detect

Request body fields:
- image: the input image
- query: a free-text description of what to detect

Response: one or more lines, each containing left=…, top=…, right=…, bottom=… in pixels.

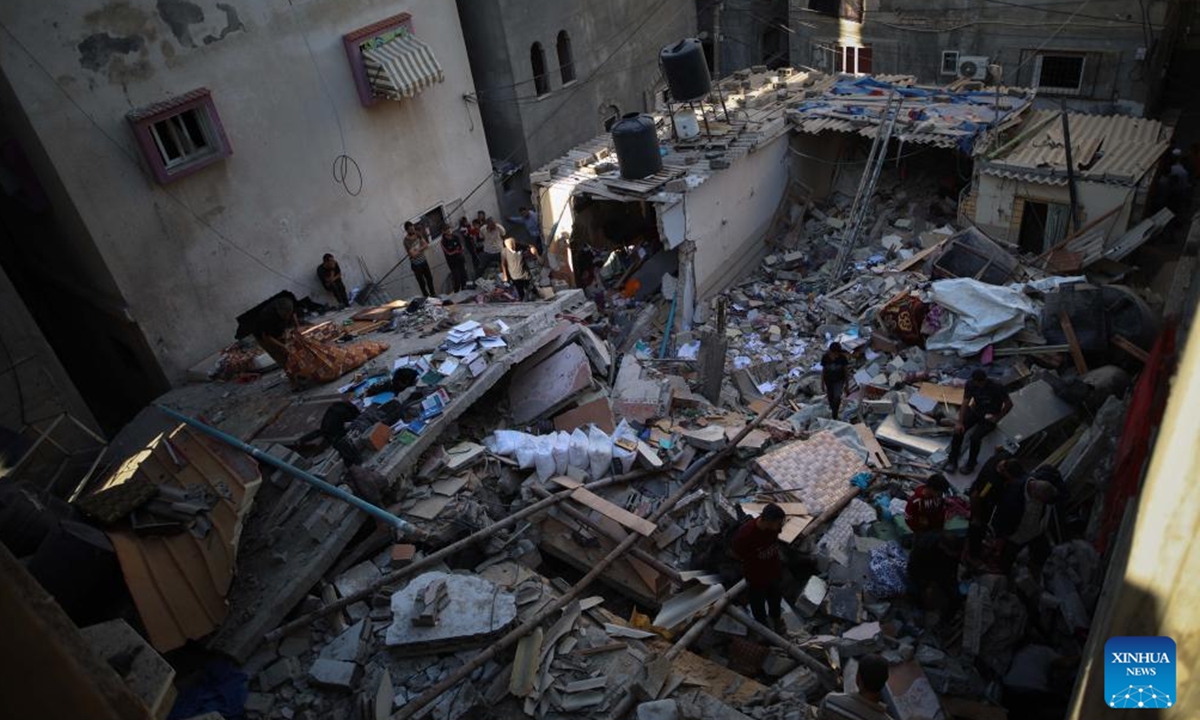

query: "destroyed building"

left=788, top=0, right=1186, bottom=117
left=2, top=12, right=1200, bottom=720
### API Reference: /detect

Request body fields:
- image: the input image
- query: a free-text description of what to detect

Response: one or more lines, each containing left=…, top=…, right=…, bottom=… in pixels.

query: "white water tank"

left=673, top=109, right=700, bottom=140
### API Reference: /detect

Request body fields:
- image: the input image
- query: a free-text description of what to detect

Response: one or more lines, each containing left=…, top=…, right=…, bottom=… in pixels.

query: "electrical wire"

left=0, top=333, right=27, bottom=427
left=0, top=21, right=306, bottom=286
left=288, top=0, right=365, bottom=198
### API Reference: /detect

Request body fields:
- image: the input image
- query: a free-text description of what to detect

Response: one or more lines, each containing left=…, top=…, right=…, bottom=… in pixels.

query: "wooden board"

left=1058, top=311, right=1089, bottom=374
left=779, top=515, right=813, bottom=544
left=1112, top=334, right=1149, bottom=362
left=916, top=383, right=965, bottom=405
left=569, top=487, right=656, bottom=537
left=853, top=422, right=892, bottom=469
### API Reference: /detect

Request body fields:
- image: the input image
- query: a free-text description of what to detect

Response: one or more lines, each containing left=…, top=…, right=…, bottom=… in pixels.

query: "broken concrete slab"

left=320, top=619, right=367, bottom=663
left=81, top=619, right=176, bottom=719
left=796, top=576, right=828, bottom=617
left=554, top=396, right=617, bottom=434
left=309, top=658, right=358, bottom=690
left=613, top=355, right=669, bottom=422
left=259, top=657, right=301, bottom=691
left=508, top=343, right=592, bottom=424
left=385, top=572, right=517, bottom=652
left=334, top=561, right=382, bottom=599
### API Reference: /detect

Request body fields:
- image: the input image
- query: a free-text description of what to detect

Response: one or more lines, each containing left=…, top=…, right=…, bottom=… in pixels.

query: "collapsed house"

left=1, top=59, right=1197, bottom=720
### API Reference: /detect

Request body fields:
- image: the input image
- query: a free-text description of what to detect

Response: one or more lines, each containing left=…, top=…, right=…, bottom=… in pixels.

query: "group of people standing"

left=401, top=208, right=544, bottom=300
left=316, top=206, right=547, bottom=306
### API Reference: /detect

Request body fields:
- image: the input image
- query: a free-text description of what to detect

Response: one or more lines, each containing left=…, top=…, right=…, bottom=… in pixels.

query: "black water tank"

left=660, top=38, right=712, bottom=103
left=611, top=113, right=661, bottom=180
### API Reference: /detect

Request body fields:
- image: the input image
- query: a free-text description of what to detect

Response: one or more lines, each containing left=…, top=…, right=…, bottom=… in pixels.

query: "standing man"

left=481, top=217, right=506, bottom=271
left=731, top=503, right=786, bottom=634
left=403, top=222, right=435, bottom=298
left=508, top=206, right=543, bottom=254
left=967, top=452, right=1024, bottom=561
left=317, top=253, right=349, bottom=307
left=819, top=654, right=894, bottom=720
left=458, top=216, right=481, bottom=279
left=821, top=342, right=851, bottom=420
left=440, top=226, right=468, bottom=292
left=904, top=474, right=949, bottom=535
left=944, top=370, right=1013, bottom=475
left=500, top=236, right=532, bottom=300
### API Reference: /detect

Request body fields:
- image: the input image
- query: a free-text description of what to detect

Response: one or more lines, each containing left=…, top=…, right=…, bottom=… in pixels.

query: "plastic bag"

left=611, top=420, right=638, bottom=474
left=552, top=432, right=570, bottom=476
left=534, top=434, right=556, bottom=482
left=587, top=426, right=612, bottom=480
left=514, top=432, right=538, bottom=470
left=569, top=428, right=589, bottom=469
left=486, top=429, right=525, bottom=456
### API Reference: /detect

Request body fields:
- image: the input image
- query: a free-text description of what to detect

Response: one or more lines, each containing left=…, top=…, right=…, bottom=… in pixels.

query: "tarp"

left=925, top=278, right=1037, bottom=356
left=926, top=277, right=1086, bottom=356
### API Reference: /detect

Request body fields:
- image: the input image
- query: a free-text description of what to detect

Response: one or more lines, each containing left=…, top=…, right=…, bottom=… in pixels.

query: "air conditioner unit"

left=957, top=56, right=989, bottom=80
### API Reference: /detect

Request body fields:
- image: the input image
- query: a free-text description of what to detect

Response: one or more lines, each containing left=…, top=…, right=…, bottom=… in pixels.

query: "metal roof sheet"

left=980, top=109, right=1169, bottom=186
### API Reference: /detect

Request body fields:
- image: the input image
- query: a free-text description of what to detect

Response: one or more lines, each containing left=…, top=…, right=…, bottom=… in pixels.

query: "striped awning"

left=362, top=33, right=445, bottom=100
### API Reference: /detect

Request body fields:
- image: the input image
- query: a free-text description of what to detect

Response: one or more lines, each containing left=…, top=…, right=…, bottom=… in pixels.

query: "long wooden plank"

left=853, top=422, right=892, bottom=469
left=1111, top=334, right=1149, bottom=362
left=569, top=487, right=656, bottom=537
left=1058, top=311, right=1089, bottom=374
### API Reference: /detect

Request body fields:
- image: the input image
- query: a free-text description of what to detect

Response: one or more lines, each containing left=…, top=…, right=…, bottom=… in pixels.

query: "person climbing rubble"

left=731, top=502, right=786, bottom=634
left=992, top=467, right=1064, bottom=573
left=818, top=654, right=895, bottom=720
left=944, top=369, right=1013, bottom=475
left=820, top=341, right=851, bottom=420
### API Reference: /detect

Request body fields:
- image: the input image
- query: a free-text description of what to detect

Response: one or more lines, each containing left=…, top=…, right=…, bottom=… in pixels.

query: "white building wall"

left=0, top=0, right=497, bottom=382
left=973, top=174, right=1134, bottom=244
left=686, top=134, right=790, bottom=298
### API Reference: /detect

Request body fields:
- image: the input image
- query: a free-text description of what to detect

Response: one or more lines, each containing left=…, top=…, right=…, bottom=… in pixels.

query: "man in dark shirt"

left=821, top=342, right=851, bottom=420
left=440, top=226, right=468, bottom=292
left=317, top=253, right=349, bottom=307
left=967, top=452, right=1024, bottom=560
left=731, top=503, right=786, bottom=633
left=944, top=369, right=1012, bottom=475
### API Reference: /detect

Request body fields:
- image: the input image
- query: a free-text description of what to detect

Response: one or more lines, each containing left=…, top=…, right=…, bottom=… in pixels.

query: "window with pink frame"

left=127, top=88, right=231, bottom=185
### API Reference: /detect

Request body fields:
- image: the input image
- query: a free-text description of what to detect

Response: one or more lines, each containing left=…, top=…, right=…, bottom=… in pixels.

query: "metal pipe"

left=155, top=405, right=419, bottom=534
left=394, top=392, right=787, bottom=720
left=264, top=467, right=657, bottom=643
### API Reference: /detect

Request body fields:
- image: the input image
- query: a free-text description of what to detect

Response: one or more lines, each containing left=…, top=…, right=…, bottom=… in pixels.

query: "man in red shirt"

left=732, top=503, right=786, bottom=632
left=905, top=474, right=949, bottom=535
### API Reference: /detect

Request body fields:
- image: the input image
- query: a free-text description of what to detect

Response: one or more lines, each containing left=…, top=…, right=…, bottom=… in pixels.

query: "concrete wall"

left=788, top=0, right=1181, bottom=116
left=695, top=0, right=791, bottom=77
left=687, top=133, right=792, bottom=298
left=0, top=264, right=98, bottom=435
left=0, top=0, right=497, bottom=384
left=972, top=173, right=1135, bottom=246
left=459, top=0, right=696, bottom=213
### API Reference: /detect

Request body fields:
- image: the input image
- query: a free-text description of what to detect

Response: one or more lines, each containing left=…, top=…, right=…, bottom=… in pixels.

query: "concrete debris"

left=44, top=62, right=1168, bottom=720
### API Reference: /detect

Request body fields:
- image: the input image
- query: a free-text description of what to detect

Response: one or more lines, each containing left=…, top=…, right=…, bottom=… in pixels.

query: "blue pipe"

left=155, top=405, right=417, bottom=534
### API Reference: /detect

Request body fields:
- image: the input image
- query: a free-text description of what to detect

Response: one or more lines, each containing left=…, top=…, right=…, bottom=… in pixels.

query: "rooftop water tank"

left=660, top=38, right=712, bottom=103
left=611, top=113, right=661, bottom=180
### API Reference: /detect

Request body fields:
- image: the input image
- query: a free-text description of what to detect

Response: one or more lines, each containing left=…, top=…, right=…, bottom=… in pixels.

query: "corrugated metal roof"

left=980, top=109, right=1169, bottom=186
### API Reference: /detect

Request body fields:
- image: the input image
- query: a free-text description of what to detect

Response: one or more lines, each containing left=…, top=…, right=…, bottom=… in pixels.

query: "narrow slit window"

left=557, top=31, right=575, bottom=84
left=531, top=42, right=549, bottom=96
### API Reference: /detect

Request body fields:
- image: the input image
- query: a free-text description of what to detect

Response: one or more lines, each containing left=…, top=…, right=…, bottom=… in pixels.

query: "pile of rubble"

left=5, top=146, right=1176, bottom=720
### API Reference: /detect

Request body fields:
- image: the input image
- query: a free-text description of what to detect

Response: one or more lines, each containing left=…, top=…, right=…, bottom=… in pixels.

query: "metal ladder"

left=829, top=90, right=903, bottom=282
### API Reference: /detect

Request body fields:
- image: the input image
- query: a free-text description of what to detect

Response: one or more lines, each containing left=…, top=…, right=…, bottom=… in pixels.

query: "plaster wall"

left=459, top=0, right=696, bottom=213
left=0, top=0, right=497, bottom=382
left=972, top=173, right=1135, bottom=246
left=687, top=133, right=791, bottom=298
left=788, top=0, right=1180, bottom=116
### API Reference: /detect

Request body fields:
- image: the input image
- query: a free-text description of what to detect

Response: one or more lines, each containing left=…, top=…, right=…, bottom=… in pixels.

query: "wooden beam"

left=1112, top=334, right=1149, bottom=362
left=1058, top=311, right=1088, bottom=374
